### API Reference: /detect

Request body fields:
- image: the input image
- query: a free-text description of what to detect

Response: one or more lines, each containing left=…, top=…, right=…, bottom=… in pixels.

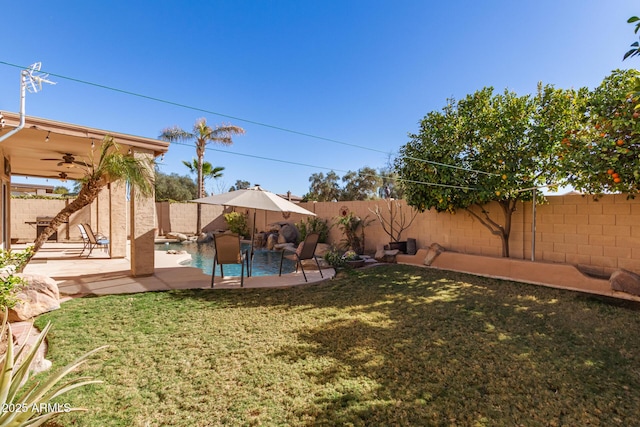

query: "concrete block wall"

left=299, top=195, right=639, bottom=275
left=13, top=194, right=640, bottom=275
left=10, top=198, right=91, bottom=243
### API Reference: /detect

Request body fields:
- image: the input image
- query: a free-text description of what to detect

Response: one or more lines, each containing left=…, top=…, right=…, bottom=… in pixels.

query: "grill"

left=36, top=216, right=57, bottom=241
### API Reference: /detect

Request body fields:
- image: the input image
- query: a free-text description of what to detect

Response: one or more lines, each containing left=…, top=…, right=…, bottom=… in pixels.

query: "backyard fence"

left=11, top=194, right=640, bottom=276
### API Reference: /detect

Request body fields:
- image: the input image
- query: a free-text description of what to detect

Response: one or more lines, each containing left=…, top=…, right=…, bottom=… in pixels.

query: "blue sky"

left=0, top=1, right=637, bottom=197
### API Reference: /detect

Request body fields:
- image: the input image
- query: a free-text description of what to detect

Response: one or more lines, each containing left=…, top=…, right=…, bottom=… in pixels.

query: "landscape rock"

left=167, top=232, right=189, bottom=242
left=166, top=250, right=188, bottom=255
left=424, top=243, right=446, bottom=266
left=266, top=234, right=278, bottom=250
left=279, top=223, right=299, bottom=243
left=9, top=274, right=60, bottom=321
left=610, top=269, right=640, bottom=296
left=196, top=232, right=213, bottom=243
left=374, top=244, right=399, bottom=263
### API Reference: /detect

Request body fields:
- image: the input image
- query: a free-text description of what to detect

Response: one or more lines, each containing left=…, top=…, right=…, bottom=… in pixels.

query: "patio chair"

left=279, top=232, right=323, bottom=282
left=77, top=223, right=90, bottom=255
left=82, top=223, right=110, bottom=257
left=212, top=233, right=249, bottom=288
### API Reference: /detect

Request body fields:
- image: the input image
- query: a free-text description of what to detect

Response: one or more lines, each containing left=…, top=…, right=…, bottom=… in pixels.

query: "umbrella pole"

left=249, top=209, right=256, bottom=276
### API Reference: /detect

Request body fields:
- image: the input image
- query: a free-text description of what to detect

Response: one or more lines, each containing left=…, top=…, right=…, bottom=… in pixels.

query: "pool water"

left=156, top=242, right=296, bottom=277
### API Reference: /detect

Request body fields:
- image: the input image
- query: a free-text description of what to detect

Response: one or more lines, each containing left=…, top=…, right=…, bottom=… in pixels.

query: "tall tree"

left=160, top=118, right=244, bottom=233
left=340, top=167, right=381, bottom=200
left=182, top=158, right=224, bottom=196
left=21, top=136, right=154, bottom=269
left=396, top=84, right=585, bottom=257
left=155, top=171, right=198, bottom=201
left=305, top=171, right=341, bottom=202
left=229, top=180, right=251, bottom=191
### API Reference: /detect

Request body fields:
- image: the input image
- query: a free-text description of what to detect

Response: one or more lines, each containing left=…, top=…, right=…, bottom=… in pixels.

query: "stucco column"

left=129, top=149, right=156, bottom=277
left=109, top=181, right=127, bottom=258
left=96, top=184, right=110, bottom=248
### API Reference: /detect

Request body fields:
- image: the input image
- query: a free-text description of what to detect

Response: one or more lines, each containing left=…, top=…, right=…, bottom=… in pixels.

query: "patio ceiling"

left=0, top=111, right=169, bottom=181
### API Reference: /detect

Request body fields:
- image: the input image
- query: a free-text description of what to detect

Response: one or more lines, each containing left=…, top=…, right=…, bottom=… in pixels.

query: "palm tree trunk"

left=19, top=178, right=103, bottom=271
left=196, top=152, right=204, bottom=234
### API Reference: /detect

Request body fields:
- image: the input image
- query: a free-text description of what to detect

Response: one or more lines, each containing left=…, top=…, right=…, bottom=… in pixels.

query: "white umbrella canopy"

left=192, top=185, right=315, bottom=216
left=191, top=185, right=315, bottom=276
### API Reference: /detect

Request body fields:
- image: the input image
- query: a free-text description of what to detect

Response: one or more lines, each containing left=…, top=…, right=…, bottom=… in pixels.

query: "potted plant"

left=369, top=199, right=418, bottom=254
left=342, top=250, right=365, bottom=268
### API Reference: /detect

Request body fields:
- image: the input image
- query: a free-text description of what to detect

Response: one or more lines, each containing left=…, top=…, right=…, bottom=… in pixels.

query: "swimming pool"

left=156, top=242, right=296, bottom=277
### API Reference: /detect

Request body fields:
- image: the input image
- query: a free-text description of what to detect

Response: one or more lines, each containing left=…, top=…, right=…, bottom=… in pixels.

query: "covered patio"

left=0, top=111, right=169, bottom=276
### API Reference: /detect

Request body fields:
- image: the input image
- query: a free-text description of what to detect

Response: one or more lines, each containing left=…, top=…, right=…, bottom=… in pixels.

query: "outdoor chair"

left=279, top=232, right=323, bottom=282
left=212, top=233, right=249, bottom=288
left=82, top=223, right=110, bottom=257
left=77, top=223, right=90, bottom=255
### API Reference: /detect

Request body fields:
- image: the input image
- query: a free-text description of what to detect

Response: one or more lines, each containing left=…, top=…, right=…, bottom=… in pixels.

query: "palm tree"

left=160, top=118, right=245, bottom=234
left=182, top=158, right=224, bottom=195
left=19, top=136, right=154, bottom=270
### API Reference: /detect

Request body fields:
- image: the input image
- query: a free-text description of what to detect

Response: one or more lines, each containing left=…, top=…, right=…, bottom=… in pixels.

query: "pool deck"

left=19, top=242, right=335, bottom=297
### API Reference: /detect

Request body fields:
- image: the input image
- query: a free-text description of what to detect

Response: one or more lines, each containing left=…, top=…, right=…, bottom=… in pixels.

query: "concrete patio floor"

left=19, top=242, right=335, bottom=297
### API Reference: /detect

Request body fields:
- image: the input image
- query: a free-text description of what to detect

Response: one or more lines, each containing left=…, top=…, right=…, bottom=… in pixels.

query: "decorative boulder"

left=424, top=243, right=446, bottom=266
left=196, top=232, right=213, bottom=244
left=279, top=223, right=299, bottom=244
left=167, top=232, right=189, bottom=242
left=9, top=274, right=60, bottom=322
left=610, top=269, right=640, bottom=296
left=374, top=244, right=399, bottom=263
left=266, top=234, right=279, bottom=250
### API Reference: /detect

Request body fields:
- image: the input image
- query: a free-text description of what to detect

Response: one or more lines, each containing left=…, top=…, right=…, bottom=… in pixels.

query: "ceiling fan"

left=41, top=153, right=89, bottom=169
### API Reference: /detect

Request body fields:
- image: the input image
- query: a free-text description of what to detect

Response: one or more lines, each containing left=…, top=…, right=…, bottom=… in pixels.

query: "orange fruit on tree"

left=617, top=139, right=624, bottom=146
left=607, top=169, right=614, bottom=175
left=612, top=173, right=620, bottom=179
left=614, top=177, right=621, bottom=183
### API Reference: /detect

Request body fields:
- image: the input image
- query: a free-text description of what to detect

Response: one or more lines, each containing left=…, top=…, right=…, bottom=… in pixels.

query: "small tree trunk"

left=19, top=179, right=103, bottom=271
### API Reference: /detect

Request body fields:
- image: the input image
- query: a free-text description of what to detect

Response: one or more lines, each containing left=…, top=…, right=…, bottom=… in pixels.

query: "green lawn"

left=36, top=265, right=640, bottom=426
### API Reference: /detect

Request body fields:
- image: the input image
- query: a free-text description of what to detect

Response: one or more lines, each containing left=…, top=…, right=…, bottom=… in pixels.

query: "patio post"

left=129, top=148, right=155, bottom=276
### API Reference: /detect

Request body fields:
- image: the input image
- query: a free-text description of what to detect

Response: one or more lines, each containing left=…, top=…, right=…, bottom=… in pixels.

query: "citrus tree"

left=396, top=84, right=586, bottom=257
left=560, top=69, right=640, bottom=196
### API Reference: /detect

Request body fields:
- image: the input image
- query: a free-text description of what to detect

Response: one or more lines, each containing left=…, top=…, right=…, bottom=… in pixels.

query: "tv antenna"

left=24, top=62, right=56, bottom=93
left=0, top=62, right=57, bottom=143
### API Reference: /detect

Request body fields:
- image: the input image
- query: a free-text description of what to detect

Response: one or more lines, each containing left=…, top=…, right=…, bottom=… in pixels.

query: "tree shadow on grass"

left=164, top=265, right=640, bottom=425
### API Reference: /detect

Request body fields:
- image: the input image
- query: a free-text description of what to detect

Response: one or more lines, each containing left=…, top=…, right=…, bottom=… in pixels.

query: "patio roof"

left=0, top=111, right=169, bottom=181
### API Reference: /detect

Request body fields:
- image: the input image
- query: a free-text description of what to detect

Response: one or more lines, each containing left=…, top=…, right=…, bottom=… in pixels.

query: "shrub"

left=296, top=217, right=331, bottom=243
left=0, top=247, right=34, bottom=310
left=223, top=212, right=250, bottom=238
left=323, top=248, right=346, bottom=269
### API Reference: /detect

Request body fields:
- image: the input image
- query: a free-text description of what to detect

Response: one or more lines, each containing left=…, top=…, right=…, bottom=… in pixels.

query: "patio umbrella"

left=192, top=185, right=316, bottom=275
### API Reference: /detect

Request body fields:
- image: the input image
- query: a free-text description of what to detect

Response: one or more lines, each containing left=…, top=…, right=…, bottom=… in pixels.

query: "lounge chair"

left=212, top=233, right=249, bottom=288
left=82, top=223, right=110, bottom=257
left=77, top=223, right=90, bottom=255
left=279, top=232, right=323, bottom=282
